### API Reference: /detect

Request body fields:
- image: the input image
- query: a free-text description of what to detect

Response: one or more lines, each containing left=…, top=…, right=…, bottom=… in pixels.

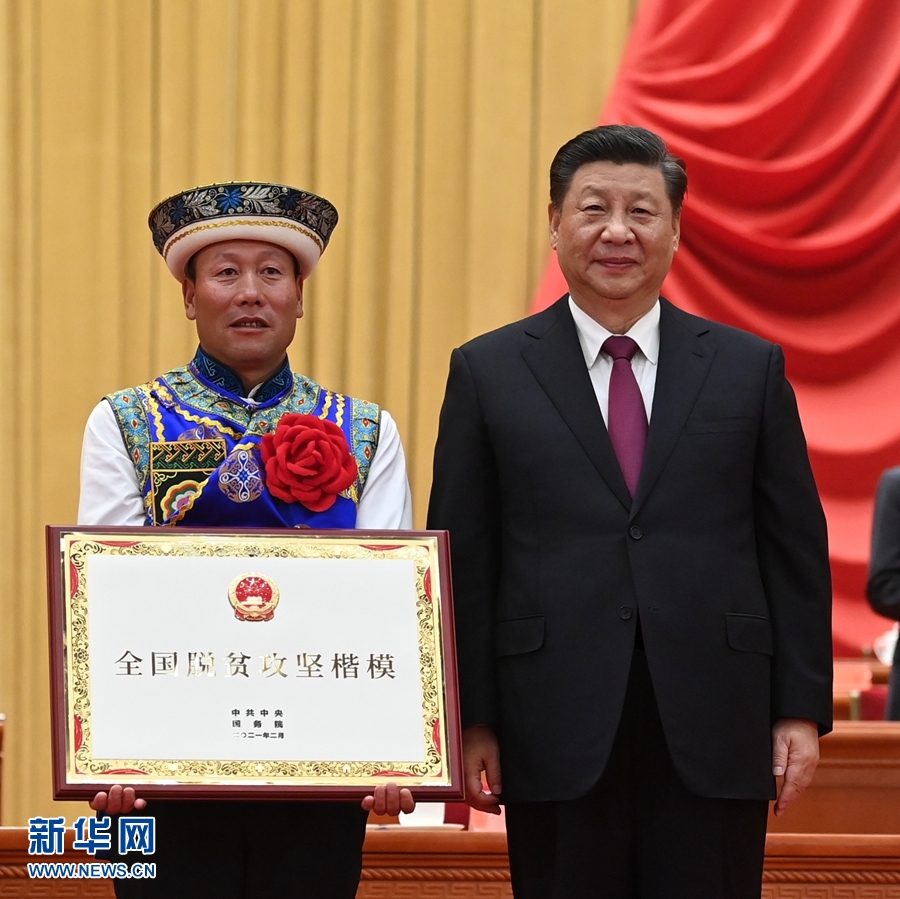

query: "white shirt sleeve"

left=78, top=400, right=146, bottom=526
left=78, top=401, right=414, bottom=529
left=356, top=409, right=414, bottom=529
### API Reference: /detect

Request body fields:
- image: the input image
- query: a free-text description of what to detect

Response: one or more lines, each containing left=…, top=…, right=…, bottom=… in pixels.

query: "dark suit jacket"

left=866, top=467, right=900, bottom=719
left=427, top=296, right=833, bottom=804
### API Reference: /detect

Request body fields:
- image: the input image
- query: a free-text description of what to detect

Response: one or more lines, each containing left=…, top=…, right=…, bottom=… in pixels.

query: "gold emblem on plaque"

left=229, top=574, right=280, bottom=622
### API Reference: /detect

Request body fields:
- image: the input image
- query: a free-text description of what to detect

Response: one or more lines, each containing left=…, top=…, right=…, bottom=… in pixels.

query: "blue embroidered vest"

left=106, top=350, right=380, bottom=528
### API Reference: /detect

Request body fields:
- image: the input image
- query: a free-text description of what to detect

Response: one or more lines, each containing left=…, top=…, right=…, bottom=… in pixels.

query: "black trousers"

left=111, top=800, right=368, bottom=899
left=505, top=649, right=769, bottom=899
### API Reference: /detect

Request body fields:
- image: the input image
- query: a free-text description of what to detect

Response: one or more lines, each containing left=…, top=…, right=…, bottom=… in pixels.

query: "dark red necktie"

left=602, top=335, right=648, bottom=496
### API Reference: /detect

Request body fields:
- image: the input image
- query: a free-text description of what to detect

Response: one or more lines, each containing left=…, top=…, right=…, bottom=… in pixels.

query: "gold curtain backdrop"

left=0, top=0, right=633, bottom=824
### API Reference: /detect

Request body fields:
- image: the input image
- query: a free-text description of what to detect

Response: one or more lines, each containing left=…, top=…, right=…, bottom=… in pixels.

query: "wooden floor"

left=2, top=827, right=900, bottom=898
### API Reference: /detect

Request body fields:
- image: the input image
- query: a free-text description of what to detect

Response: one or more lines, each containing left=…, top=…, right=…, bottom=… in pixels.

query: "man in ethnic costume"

left=78, top=182, right=414, bottom=898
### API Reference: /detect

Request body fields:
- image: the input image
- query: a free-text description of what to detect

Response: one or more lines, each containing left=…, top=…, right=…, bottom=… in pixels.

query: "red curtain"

left=533, top=0, right=900, bottom=655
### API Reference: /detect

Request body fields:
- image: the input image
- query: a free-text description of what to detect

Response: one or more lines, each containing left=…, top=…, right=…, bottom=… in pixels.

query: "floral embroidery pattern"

left=218, top=448, right=264, bottom=503
left=160, top=480, right=202, bottom=521
left=108, top=364, right=380, bottom=518
left=149, top=183, right=339, bottom=255
left=190, top=346, right=292, bottom=404
left=176, top=423, right=226, bottom=441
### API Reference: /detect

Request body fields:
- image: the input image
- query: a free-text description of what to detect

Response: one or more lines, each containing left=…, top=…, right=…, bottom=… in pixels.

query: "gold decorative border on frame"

left=61, top=532, right=449, bottom=787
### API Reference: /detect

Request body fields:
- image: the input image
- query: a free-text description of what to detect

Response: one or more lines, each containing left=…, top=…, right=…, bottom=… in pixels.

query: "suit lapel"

left=521, top=298, right=632, bottom=511
left=632, top=299, right=715, bottom=515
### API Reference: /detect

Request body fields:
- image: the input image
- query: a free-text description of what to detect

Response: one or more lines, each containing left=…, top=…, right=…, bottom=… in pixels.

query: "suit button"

left=619, top=606, right=633, bottom=620
left=629, top=526, right=642, bottom=540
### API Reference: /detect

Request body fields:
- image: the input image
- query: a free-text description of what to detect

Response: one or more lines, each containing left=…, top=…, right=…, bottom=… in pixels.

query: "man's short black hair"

left=549, top=124, right=687, bottom=216
left=184, top=249, right=302, bottom=281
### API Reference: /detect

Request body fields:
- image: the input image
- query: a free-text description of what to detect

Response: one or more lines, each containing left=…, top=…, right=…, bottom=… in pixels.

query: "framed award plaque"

left=46, top=526, right=462, bottom=800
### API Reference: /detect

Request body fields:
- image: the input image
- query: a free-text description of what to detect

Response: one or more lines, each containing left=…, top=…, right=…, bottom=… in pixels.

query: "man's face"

left=549, top=161, right=680, bottom=314
left=183, top=239, right=303, bottom=387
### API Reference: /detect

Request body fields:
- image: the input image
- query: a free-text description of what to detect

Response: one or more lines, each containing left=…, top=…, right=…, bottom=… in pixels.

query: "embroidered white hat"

left=149, top=181, right=339, bottom=280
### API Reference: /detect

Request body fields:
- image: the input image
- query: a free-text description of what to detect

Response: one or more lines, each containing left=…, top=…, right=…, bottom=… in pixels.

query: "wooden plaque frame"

left=47, top=525, right=462, bottom=801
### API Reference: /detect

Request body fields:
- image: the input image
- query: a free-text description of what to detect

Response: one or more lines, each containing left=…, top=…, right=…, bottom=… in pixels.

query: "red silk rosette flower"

left=260, top=413, right=358, bottom=512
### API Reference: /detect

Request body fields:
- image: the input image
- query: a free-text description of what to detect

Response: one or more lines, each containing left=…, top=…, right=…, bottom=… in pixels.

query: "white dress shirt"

left=78, top=401, right=414, bottom=529
left=568, top=296, right=661, bottom=425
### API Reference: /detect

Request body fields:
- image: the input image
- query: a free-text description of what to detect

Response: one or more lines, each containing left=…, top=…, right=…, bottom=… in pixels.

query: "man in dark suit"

left=427, top=125, right=833, bottom=898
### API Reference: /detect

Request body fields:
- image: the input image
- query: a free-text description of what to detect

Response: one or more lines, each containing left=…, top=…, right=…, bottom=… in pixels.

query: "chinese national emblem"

left=229, top=574, right=280, bottom=622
